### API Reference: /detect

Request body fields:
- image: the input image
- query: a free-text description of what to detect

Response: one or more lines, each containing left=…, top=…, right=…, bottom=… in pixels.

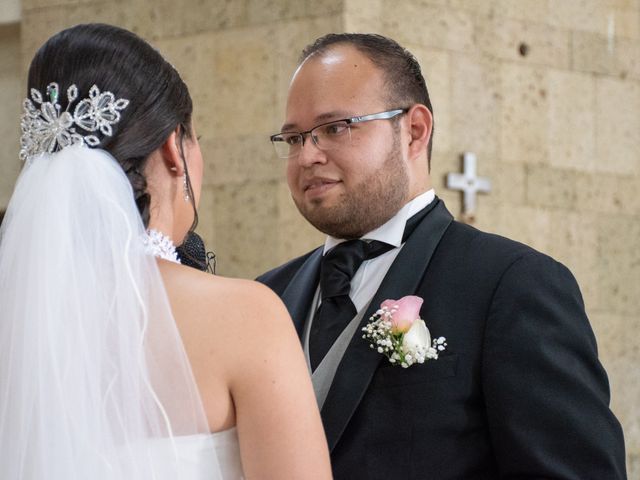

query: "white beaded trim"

left=143, top=229, right=180, bottom=264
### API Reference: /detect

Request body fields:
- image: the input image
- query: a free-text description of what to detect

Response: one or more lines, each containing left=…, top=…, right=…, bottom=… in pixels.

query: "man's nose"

left=296, top=133, right=326, bottom=167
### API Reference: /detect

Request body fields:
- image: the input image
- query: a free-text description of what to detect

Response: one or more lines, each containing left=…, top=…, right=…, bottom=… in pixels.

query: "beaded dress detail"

left=143, top=229, right=181, bottom=264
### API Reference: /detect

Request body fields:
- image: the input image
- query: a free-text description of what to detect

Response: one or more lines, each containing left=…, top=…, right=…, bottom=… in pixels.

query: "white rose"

left=402, top=318, right=431, bottom=355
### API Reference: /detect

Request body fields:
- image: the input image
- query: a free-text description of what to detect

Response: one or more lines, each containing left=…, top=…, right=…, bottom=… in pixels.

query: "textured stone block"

left=0, top=75, right=21, bottom=208
left=247, top=0, right=343, bottom=26
left=0, top=25, right=20, bottom=76
left=480, top=161, right=527, bottom=209
left=500, top=63, right=549, bottom=165
left=22, top=0, right=92, bottom=9
left=629, top=454, right=640, bottom=480
left=131, top=0, right=250, bottom=40
left=595, top=76, right=640, bottom=175
left=590, top=311, right=640, bottom=452
left=201, top=133, right=283, bottom=187
left=546, top=211, right=599, bottom=311
left=210, top=179, right=280, bottom=278
left=572, top=30, right=640, bottom=80
left=381, top=0, right=474, bottom=54
left=450, top=54, right=501, bottom=159
left=0, top=0, right=19, bottom=24
left=550, top=1, right=640, bottom=40
left=526, top=165, right=578, bottom=210
left=575, top=171, right=640, bottom=216
left=344, top=0, right=383, bottom=31
left=0, top=25, right=23, bottom=208
left=442, top=0, right=496, bottom=16
left=204, top=25, right=279, bottom=137
left=596, top=215, right=640, bottom=316
left=173, top=0, right=249, bottom=35
left=490, top=0, right=551, bottom=24
left=476, top=17, right=570, bottom=69
left=548, top=70, right=597, bottom=171
left=482, top=204, right=552, bottom=255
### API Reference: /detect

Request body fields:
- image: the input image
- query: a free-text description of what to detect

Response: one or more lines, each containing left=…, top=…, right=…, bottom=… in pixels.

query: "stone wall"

left=0, top=23, right=21, bottom=209
left=5, top=0, right=640, bottom=475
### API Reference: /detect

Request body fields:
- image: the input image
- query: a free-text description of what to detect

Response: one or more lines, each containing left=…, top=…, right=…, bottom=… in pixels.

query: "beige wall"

left=2, top=0, right=639, bottom=475
left=0, top=0, right=20, bottom=25
left=0, top=23, right=21, bottom=209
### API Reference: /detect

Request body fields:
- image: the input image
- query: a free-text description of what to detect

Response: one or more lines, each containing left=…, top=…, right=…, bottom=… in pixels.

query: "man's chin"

left=304, top=212, right=368, bottom=239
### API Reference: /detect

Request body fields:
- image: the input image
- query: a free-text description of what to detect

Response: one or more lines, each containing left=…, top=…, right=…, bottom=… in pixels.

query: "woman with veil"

left=0, top=23, right=331, bottom=479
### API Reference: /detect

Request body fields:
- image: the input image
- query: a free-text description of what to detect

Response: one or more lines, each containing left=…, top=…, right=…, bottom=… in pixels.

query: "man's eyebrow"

left=279, top=111, right=353, bottom=132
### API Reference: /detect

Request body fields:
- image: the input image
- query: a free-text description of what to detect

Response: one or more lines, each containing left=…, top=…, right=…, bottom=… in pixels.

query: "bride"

left=0, top=23, right=332, bottom=479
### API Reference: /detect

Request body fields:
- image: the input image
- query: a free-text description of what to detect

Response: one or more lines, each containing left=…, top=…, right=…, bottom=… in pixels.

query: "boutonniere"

left=362, top=295, right=447, bottom=368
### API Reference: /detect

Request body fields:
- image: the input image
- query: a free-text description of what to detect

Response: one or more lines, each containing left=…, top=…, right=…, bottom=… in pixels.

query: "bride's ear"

left=160, top=127, right=185, bottom=176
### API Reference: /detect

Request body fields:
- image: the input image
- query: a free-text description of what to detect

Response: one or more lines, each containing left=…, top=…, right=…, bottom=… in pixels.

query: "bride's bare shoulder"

left=157, top=260, right=290, bottom=331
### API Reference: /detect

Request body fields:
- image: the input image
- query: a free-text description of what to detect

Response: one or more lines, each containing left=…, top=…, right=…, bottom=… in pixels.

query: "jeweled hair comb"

left=19, top=82, right=129, bottom=161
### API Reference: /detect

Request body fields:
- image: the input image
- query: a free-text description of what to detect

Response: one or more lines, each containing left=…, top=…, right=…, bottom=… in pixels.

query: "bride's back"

left=0, top=22, right=331, bottom=480
left=158, top=261, right=331, bottom=478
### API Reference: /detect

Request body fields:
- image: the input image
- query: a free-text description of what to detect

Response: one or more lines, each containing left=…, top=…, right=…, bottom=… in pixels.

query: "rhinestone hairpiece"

left=19, top=82, right=130, bottom=161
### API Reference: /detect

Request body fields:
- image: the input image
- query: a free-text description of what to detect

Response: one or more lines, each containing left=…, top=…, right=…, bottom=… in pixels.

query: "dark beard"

left=294, top=138, right=409, bottom=239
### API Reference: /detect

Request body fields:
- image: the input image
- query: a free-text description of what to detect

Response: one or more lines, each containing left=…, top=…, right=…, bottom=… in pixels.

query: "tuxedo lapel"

left=281, top=247, right=323, bottom=339
left=320, top=199, right=454, bottom=452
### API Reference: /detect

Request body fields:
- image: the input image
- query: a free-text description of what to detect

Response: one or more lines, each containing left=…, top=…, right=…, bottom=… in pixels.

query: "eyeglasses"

left=270, top=108, right=408, bottom=159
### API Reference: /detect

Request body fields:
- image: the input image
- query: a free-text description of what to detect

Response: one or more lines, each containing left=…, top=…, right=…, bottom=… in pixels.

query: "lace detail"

left=143, top=229, right=181, bottom=264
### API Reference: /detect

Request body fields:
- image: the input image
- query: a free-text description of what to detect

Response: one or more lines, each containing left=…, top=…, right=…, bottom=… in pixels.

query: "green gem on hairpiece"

left=47, top=83, right=59, bottom=103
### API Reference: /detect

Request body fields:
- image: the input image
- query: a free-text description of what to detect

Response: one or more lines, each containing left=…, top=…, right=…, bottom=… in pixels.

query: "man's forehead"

left=282, top=45, right=384, bottom=130
left=287, top=47, right=381, bottom=102
left=293, top=44, right=374, bottom=78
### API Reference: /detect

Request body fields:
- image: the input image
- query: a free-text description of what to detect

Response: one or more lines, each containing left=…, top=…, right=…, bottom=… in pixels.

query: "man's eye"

left=284, top=135, right=302, bottom=146
left=323, top=123, right=348, bottom=135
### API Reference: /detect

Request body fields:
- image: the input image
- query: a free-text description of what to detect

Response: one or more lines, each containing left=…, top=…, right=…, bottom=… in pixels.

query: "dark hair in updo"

left=27, top=23, right=196, bottom=228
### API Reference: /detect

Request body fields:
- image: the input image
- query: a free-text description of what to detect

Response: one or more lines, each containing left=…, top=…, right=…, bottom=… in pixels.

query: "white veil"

left=0, top=145, right=214, bottom=479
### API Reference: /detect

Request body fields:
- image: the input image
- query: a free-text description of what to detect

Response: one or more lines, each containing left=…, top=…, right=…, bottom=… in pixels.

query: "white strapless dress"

left=143, top=428, right=244, bottom=479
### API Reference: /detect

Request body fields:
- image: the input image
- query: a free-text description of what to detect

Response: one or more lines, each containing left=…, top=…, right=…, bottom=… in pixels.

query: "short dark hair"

left=27, top=23, right=197, bottom=228
left=300, top=33, right=434, bottom=163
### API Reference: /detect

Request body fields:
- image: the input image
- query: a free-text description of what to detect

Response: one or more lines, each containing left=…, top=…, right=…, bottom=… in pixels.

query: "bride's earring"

left=183, top=173, right=190, bottom=202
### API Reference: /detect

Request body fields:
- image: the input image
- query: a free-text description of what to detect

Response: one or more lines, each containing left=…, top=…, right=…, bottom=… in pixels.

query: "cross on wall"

left=446, top=152, right=491, bottom=223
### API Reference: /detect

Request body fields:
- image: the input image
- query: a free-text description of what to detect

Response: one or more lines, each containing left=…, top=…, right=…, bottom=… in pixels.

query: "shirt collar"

left=323, top=189, right=436, bottom=254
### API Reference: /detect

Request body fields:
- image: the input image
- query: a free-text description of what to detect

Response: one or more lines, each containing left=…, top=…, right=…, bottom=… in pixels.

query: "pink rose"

left=380, top=295, right=424, bottom=334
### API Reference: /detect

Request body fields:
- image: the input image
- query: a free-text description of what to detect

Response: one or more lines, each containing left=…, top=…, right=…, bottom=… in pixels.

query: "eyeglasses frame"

left=269, top=107, right=409, bottom=158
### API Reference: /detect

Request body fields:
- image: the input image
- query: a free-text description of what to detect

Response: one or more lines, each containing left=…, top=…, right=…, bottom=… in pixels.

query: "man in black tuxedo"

left=258, top=33, right=626, bottom=479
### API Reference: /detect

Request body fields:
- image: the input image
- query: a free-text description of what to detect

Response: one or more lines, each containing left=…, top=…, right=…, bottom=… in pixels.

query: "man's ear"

left=160, top=127, right=185, bottom=176
left=406, top=104, right=433, bottom=161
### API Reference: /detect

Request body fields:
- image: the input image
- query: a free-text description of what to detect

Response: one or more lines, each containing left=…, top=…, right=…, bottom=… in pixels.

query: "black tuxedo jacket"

left=258, top=200, right=626, bottom=479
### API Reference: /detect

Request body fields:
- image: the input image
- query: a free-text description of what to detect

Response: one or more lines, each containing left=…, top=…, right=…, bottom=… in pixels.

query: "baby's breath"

left=362, top=303, right=447, bottom=368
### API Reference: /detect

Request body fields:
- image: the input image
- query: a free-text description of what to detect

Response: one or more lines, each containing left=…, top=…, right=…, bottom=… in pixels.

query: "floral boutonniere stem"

left=362, top=295, right=447, bottom=368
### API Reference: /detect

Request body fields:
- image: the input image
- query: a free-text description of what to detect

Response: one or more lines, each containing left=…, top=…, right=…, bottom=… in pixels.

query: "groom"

left=258, top=33, right=626, bottom=479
